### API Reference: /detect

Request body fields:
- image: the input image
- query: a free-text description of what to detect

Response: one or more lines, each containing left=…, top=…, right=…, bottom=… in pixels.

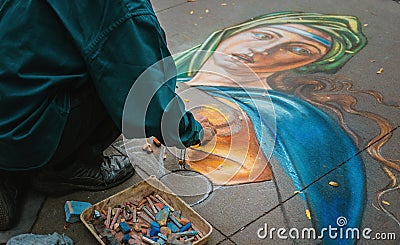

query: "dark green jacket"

left=0, top=0, right=202, bottom=170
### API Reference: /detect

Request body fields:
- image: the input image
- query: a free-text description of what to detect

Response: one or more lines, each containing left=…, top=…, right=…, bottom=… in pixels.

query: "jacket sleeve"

left=46, top=0, right=202, bottom=147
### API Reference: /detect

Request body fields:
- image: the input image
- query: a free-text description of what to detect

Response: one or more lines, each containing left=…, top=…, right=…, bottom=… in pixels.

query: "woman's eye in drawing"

left=289, top=46, right=312, bottom=56
left=252, top=32, right=274, bottom=40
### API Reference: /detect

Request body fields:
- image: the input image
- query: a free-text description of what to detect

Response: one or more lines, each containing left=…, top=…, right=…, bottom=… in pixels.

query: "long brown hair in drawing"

left=268, top=71, right=400, bottom=224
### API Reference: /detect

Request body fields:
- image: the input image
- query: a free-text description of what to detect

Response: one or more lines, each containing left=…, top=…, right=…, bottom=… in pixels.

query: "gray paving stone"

left=207, top=228, right=231, bottom=245
left=191, top=181, right=282, bottom=236
left=229, top=206, right=292, bottom=244
left=217, top=240, right=236, bottom=245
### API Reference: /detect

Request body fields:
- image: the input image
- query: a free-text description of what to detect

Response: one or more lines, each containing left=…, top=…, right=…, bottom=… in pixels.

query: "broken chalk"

left=119, top=222, right=131, bottom=234
left=156, top=206, right=170, bottom=226
left=155, top=194, right=175, bottom=212
left=175, top=230, right=198, bottom=236
left=167, top=222, right=179, bottom=233
left=150, top=226, right=160, bottom=237
left=157, top=237, right=166, bottom=245
left=169, top=213, right=182, bottom=228
left=122, top=234, right=130, bottom=243
left=160, top=226, right=172, bottom=236
left=179, top=222, right=192, bottom=232
left=64, top=200, right=92, bottom=223
left=153, top=137, right=162, bottom=147
left=142, top=143, right=154, bottom=153
left=142, top=236, right=156, bottom=244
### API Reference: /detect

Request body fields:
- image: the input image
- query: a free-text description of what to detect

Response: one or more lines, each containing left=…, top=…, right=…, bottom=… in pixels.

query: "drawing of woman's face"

left=213, top=24, right=332, bottom=74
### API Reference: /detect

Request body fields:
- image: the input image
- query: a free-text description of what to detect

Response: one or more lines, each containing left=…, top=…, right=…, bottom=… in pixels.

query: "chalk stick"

left=64, top=200, right=92, bottom=223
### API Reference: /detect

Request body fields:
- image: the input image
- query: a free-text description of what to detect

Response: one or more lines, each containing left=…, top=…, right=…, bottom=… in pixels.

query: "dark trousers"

left=45, top=85, right=121, bottom=170
left=0, top=85, right=120, bottom=186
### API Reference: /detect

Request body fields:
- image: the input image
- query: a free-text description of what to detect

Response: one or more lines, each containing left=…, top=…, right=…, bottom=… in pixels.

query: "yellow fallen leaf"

left=190, top=10, right=194, bottom=15
left=184, top=99, right=190, bottom=102
left=306, top=209, right=311, bottom=220
left=382, top=200, right=390, bottom=206
left=363, top=23, right=369, bottom=27
left=377, top=67, right=384, bottom=74
left=205, top=9, right=209, bottom=13
left=221, top=3, right=227, bottom=6
left=329, top=181, right=339, bottom=187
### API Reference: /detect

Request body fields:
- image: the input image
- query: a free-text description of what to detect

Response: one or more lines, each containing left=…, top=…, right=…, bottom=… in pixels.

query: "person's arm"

left=47, top=0, right=202, bottom=147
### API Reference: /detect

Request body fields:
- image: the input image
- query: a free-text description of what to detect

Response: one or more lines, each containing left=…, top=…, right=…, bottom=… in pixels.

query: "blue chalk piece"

left=64, top=201, right=92, bottom=223
left=179, top=222, right=192, bottom=232
left=175, top=230, right=198, bottom=236
left=157, top=233, right=167, bottom=241
left=155, top=206, right=170, bottom=226
left=93, top=210, right=101, bottom=219
left=150, top=227, right=160, bottom=237
left=157, top=238, right=166, bottom=245
left=122, top=234, right=131, bottom=243
left=150, top=221, right=161, bottom=228
left=168, top=214, right=182, bottom=228
left=119, top=222, right=131, bottom=234
left=167, top=222, right=179, bottom=233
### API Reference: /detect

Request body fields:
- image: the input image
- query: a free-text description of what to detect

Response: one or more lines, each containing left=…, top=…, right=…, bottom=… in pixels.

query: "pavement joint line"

left=216, top=202, right=285, bottom=245
left=155, top=2, right=189, bottom=14
left=213, top=225, right=238, bottom=245
left=217, top=125, right=400, bottom=244
left=271, top=162, right=291, bottom=229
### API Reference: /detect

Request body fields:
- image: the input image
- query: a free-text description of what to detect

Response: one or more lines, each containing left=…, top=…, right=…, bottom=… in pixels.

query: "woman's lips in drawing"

left=231, top=53, right=254, bottom=63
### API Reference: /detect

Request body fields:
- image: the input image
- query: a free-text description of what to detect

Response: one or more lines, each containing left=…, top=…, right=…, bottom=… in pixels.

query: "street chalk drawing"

left=174, top=11, right=399, bottom=244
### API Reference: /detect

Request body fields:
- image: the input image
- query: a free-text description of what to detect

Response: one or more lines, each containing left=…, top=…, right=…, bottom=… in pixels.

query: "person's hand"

left=196, top=114, right=217, bottom=146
